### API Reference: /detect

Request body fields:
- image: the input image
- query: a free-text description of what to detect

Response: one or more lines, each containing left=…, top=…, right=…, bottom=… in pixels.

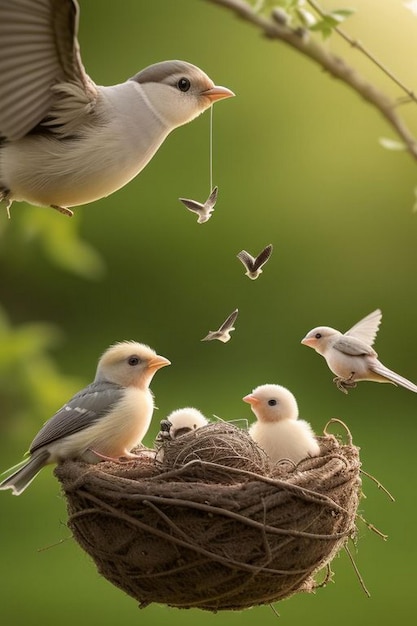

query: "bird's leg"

left=333, top=372, right=357, bottom=394
left=50, top=204, right=74, bottom=217
left=89, top=449, right=124, bottom=462
left=0, top=188, right=12, bottom=218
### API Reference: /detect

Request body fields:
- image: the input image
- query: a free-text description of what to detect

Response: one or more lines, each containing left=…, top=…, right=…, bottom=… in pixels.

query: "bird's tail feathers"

left=0, top=450, right=49, bottom=495
left=371, top=363, right=417, bottom=393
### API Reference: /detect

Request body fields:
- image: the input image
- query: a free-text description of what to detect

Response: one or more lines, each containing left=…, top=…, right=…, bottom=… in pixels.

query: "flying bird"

left=237, top=244, right=273, bottom=279
left=243, top=384, right=320, bottom=464
left=0, top=341, right=170, bottom=495
left=201, top=308, right=239, bottom=343
left=301, top=309, right=417, bottom=393
left=0, top=1, right=234, bottom=217
left=179, top=186, right=218, bottom=224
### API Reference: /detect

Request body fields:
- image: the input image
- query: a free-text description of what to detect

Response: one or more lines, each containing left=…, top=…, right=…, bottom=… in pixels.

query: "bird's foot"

left=51, top=204, right=74, bottom=217
left=333, top=374, right=357, bottom=394
left=0, top=188, right=12, bottom=218
left=89, top=449, right=124, bottom=462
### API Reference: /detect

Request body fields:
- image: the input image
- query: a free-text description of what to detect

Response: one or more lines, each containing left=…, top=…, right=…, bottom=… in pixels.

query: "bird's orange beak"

left=301, top=337, right=315, bottom=347
left=148, top=355, right=171, bottom=373
left=243, top=394, right=258, bottom=405
left=202, top=85, right=235, bottom=102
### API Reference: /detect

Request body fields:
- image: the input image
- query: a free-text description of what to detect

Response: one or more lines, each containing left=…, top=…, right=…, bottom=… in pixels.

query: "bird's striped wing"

left=206, top=186, right=218, bottom=208
left=253, top=244, right=273, bottom=271
left=0, top=0, right=96, bottom=141
left=29, top=381, right=124, bottom=453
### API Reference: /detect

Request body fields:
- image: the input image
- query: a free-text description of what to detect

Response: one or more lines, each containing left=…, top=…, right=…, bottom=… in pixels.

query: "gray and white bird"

left=179, top=186, right=218, bottom=224
left=243, top=384, right=320, bottom=464
left=160, top=407, right=209, bottom=440
left=237, top=244, right=273, bottom=279
left=201, top=308, right=239, bottom=343
left=0, top=341, right=170, bottom=495
left=301, top=309, right=417, bottom=393
left=0, top=0, right=234, bottom=217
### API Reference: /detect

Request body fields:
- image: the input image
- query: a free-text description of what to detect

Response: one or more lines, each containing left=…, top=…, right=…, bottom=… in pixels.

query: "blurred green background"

left=0, top=0, right=416, bottom=624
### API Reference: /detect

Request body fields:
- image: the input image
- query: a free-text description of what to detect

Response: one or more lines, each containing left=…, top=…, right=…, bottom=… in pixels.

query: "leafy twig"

left=307, top=0, right=417, bottom=104
left=204, top=0, right=417, bottom=161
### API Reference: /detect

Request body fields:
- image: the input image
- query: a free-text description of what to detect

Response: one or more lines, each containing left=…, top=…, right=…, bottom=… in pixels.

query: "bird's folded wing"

left=0, top=0, right=96, bottom=141
left=345, top=309, right=382, bottom=346
left=29, top=381, right=124, bottom=453
left=333, top=336, right=378, bottom=357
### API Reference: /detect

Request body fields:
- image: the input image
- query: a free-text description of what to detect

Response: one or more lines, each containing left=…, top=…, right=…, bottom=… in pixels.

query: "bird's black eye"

left=128, top=355, right=141, bottom=366
left=315, top=333, right=322, bottom=339
left=177, top=77, right=191, bottom=92
left=268, top=399, right=277, bottom=406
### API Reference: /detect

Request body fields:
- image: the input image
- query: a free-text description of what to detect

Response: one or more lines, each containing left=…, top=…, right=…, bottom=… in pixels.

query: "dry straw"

left=55, top=421, right=362, bottom=611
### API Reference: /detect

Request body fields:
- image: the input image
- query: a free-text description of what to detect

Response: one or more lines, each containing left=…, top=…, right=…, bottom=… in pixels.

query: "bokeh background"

left=1, top=0, right=416, bottom=624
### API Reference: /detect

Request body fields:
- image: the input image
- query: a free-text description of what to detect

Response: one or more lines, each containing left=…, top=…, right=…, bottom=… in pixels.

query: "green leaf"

left=296, top=8, right=317, bottom=27
left=379, top=137, right=407, bottom=151
left=310, top=8, right=355, bottom=39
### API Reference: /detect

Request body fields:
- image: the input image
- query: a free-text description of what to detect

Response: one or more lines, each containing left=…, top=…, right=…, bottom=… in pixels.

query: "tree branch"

left=204, top=0, right=417, bottom=161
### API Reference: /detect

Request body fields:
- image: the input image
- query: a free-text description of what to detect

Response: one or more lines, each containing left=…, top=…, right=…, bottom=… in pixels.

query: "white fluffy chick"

left=164, top=408, right=209, bottom=439
left=243, top=384, right=320, bottom=464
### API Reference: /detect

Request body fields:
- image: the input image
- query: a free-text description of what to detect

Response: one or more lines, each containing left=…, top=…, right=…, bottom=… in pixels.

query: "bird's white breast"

left=1, top=82, right=171, bottom=208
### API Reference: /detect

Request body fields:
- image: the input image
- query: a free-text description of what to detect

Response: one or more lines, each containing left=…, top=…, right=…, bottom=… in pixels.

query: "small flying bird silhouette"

left=237, top=244, right=273, bottom=280
left=201, top=308, right=238, bottom=343
left=179, top=186, right=218, bottom=223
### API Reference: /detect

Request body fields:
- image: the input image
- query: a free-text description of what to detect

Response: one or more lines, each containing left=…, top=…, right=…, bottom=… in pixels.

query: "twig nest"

left=55, top=422, right=361, bottom=611
left=156, top=422, right=271, bottom=479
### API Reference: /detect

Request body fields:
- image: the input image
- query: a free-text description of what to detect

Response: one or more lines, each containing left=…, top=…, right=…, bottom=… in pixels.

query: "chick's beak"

left=202, top=85, right=235, bottom=102
left=149, top=355, right=171, bottom=372
left=301, top=337, right=315, bottom=347
left=243, top=394, right=258, bottom=405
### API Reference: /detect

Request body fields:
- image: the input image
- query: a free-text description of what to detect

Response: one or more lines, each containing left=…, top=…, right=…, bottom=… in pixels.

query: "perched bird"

left=301, top=309, right=417, bottom=393
left=237, top=244, right=273, bottom=279
left=179, top=186, right=218, bottom=224
left=0, top=1, right=234, bottom=217
left=243, top=384, right=320, bottom=464
left=159, top=407, right=209, bottom=440
left=201, top=308, right=239, bottom=343
left=0, top=341, right=170, bottom=495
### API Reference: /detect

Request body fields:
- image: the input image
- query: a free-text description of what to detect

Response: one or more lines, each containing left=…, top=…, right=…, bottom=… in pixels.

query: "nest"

left=55, top=421, right=362, bottom=611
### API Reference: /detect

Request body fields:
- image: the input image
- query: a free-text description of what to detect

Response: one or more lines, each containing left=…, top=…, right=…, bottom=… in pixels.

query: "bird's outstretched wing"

left=253, top=244, right=273, bottom=271
left=237, top=250, right=255, bottom=272
left=218, top=308, right=239, bottom=332
left=0, top=0, right=97, bottom=141
left=345, top=309, right=382, bottom=346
